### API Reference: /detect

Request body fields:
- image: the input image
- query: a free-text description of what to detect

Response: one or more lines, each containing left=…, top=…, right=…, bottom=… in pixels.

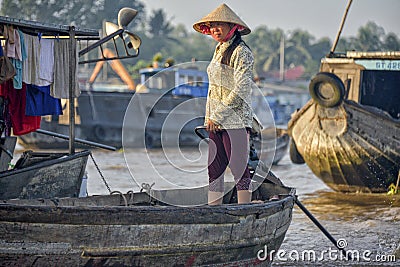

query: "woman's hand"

left=206, top=120, right=221, bottom=133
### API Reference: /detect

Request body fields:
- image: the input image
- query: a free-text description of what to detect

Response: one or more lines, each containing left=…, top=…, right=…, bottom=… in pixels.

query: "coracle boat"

left=0, top=175, right=295, bottom=267
left=288, top=53, right=400, bottom=192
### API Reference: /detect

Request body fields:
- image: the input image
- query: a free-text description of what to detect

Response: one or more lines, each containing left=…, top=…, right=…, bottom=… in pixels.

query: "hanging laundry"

left=22, top=34, right=54, bottom=86
left=0, top=81, right=40, bottom=135
left=22, top=34, right=40, bottom=85
left=0, top=55, right=16, bottom=85
left=5, top=28, right=22, bottom=61
left=11, top=30, right=27, bottom=89
left=3, top=25, right=14, bottom=44
left=10, top=58, right=22, bottom=89
left=38, top=38, right=54, bottom=85
left=0, top=33, right=16, bottom=85
left=51, top=38, right=80, bottom=98
left=25, top=84, right=62, bottom=116
left=18, top=30, right=27, bottom=61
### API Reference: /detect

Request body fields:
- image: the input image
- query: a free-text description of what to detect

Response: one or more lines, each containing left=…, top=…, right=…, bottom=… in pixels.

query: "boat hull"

left=0, top=150, right=90, bottom=200
left=0, top=183, right=295, bottom=266
left=288, top=99, right=400, bottom=193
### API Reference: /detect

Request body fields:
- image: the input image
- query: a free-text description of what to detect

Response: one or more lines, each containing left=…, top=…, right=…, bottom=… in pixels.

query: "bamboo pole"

left=330, top=0, right=353, bottom=55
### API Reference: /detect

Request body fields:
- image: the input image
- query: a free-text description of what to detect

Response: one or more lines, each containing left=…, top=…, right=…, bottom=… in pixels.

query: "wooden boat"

left=273, top=131, right=289, bottom=165
left=0, top=176, right=295, bottom=267
left=18, top=66, right=293, bottom=162
left=288, top=51, right=400, bottom=193
left=0, top=149, right=90, bottom=200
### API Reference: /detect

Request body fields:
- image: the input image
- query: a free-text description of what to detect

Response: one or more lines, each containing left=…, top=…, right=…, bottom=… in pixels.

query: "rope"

left=89, top=152, right=112, bottom=193
left=110, top=191, right=128, bottom=206
left=140, top=182, right=155, bottom=203
left=126, top=190, right=135, bottom=205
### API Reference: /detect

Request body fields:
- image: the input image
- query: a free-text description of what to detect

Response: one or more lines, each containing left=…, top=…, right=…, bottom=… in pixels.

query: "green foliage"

left=0, top=0, right=145, bottom=29
left=384, top=33, right=400, bottom=50
left=2, top=0, right=398, bottom=81
left=148, top=9, right=173, bottom=38
left=152, top=52, right=163, bottom=63
left=126, top=59, right=149, bottom=82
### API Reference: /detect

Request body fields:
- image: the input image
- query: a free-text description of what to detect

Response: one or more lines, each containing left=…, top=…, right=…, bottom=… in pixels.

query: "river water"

left=13, top=145, right=400, bottom=266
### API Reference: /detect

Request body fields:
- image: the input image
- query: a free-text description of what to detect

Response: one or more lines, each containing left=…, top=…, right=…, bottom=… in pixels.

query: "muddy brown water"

left=12, top=146, right=400, bottom=266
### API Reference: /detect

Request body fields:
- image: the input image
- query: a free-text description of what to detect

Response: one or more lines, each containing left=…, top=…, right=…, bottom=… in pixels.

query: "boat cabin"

left=320, top=51, right=400, bottom=119
left=138, top=67, right=209, bottom=97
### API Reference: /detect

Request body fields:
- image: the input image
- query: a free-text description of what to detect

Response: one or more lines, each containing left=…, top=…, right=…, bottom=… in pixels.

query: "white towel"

left=38, top=38, right=54, bottom=85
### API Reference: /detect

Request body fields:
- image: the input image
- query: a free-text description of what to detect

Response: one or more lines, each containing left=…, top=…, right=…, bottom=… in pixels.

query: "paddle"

left=36, top=129, right=116, bottom=151
left=194, top=126, right=351, bottom=259
left=266, top=171, right=351, bottom=259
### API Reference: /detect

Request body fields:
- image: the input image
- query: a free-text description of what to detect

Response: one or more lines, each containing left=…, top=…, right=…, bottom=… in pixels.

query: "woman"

left=193, top=4, right=254, bottom=205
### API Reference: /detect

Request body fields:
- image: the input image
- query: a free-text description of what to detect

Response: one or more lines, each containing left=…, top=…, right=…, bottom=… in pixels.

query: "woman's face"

left=209, top=22, right=231, bottom=42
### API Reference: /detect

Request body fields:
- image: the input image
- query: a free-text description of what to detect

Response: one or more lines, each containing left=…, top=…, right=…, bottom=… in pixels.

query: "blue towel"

left=25, top=84, right=63, bottom=116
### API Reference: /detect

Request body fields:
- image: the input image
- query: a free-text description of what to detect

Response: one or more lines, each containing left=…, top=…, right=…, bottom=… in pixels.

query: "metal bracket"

left=78, top=29, right=140, bottom=64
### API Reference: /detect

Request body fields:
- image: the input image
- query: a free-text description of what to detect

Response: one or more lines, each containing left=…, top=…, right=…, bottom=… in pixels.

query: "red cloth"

left=0, top=81, right=40, bottom=135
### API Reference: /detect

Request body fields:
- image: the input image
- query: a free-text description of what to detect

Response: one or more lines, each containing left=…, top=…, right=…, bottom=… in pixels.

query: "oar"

left=36, top=129, right=116, bottom=151
left=267, top=171, right=351, bottom=259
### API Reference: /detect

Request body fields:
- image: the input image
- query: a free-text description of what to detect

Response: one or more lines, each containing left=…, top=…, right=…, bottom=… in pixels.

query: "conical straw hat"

left=193, top=3, right=251, bottom=35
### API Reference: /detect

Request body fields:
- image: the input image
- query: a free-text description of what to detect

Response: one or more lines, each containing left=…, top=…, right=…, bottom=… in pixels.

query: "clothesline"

left=0, top=19, right=97, bottom=138
left=0, top=15, right=100, bottom=153
left=1, top=26, right=81, bottom=98
left=0, top=36, right=99, bottom=40
left=0, top=16, right=98, bottom=38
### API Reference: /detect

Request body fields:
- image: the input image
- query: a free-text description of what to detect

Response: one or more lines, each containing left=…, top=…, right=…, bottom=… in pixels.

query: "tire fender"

left=309, top=72, right=345, bottom=107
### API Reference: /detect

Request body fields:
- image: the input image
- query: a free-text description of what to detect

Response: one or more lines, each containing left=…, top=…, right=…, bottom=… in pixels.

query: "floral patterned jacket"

left=205, top=37, right=254, bottom=129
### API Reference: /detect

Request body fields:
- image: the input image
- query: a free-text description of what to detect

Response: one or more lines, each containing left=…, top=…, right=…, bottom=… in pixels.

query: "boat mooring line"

left=89, top=153, right=112, bottom=193
left=110, top=191, right=128, bottom=206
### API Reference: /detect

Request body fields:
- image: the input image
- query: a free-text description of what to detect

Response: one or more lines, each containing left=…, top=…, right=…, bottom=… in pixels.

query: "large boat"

left=288, top=1, right=400, bottom=193
left=18, top=66, right=209, bottom=149
left=0, top=177, right=295, bottom=267
left=288, top=53, right=400, bottom=193
left=18, top=64, right=295, bottom=164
